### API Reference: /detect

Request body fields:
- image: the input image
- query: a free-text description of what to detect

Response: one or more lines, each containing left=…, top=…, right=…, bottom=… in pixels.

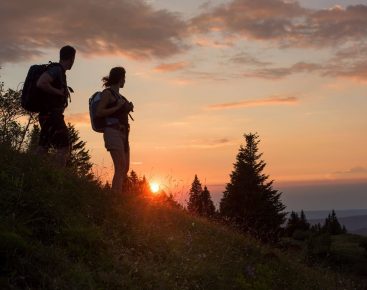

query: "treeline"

left=285, top=209, right=347, bottom=238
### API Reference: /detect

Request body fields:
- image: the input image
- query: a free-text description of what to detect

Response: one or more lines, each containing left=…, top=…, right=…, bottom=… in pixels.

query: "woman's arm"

left=95, top=90, right=125, bottom=118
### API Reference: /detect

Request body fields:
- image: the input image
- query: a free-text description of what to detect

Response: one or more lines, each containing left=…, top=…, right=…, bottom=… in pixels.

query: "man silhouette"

left=36, top=45, right=76, bottom=166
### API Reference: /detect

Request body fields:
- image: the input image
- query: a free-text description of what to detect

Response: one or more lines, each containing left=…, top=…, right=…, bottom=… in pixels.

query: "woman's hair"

left=102, top=66, right=126, bottom=87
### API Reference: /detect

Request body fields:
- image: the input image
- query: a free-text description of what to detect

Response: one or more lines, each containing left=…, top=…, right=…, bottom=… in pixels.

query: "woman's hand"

left=115, top=98, right=125, bottom=110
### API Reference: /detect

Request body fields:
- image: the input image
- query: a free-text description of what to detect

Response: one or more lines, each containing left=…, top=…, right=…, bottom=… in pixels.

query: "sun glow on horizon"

left=150, top=182, right=160, bottom=194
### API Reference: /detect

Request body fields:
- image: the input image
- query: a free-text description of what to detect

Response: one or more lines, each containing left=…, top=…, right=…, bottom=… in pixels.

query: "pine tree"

left=128, top=170, right=140, bottom=193
left=285, top=211, right=300, bottom=236
left=201, top=186, right=216, bottom=218
left=66, top=123, right=93, bottom=177
left=310, top=223, right=322, bottom=233
left=219, top=133, right=286, bottom=242
left=299, top=210, right=310, bottom=231
left=322, top=210, right=344, bottom=235
left=187, top=175, right=203, bottom=214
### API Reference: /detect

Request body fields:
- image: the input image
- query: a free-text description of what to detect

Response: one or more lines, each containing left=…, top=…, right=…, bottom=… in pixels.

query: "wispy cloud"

left=154, top=61, right=190, bottom=72
left=241, top=62, right=322, bottom=79
left=0, top=0, right=187, bottom=63
left=207, top=96, right=299, bottom=110
left=184, top=138, right=232, bottom=149
left=65, top=112, right=90, bottom=125
left=155, top=138, right=234, bottom=150
left=229, top=52, right=273, bottom=67
left=334, top=166, right=367, bottom=175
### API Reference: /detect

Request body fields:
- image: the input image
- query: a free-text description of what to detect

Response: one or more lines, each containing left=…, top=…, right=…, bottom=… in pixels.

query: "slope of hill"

left=0, top=144, right=365, bottom=290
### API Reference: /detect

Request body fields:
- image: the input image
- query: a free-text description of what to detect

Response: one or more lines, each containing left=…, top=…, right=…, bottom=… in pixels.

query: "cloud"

left=324, top=60, right=367, bottom=82
left=190, top=0, right=308, bottom=43
left=154, top=61, right=190, bottom=72
left=155, top=138, right=233, bottom=150
left=241, top=61, right=322, bottom=79
left=65, top=112, right=90, bottom=125
left=182, top=138, right=233, bottom=149
left=306, top=5, right=367, bottom=47
left=229, top=52, right=273, bottom=67
left=0, top=0, right=188, bottom=64
left=207, top=96, right=299, bottom=110
left=190, top=1, right=367, bottom=48
left=238, top=58, right=367, bottom=81
left=334, top=166, right=367, bottom=175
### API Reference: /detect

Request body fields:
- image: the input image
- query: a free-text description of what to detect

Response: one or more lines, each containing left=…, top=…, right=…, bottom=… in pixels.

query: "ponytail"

left=102, top=66, right=126, bottom=87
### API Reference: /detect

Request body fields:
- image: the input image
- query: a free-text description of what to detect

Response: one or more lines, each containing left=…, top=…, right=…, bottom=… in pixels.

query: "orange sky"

left=1, top=0, right=367, bottom=202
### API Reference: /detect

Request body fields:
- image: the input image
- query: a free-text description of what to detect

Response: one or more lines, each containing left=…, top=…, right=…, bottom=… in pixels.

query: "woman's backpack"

left=89, top=89, right=134, bottom=133
left=89, top=91, right=105, bottom=133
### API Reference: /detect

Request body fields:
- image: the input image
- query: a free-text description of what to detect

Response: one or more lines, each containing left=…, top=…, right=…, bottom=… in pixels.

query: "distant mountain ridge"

left=303, top=209, right=367, bottom=219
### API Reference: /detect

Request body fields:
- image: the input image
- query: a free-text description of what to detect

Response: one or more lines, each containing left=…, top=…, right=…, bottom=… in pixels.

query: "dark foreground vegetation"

left=1, top=144, right=366, bottom=290
left=282, top=210, right=367, bottom=279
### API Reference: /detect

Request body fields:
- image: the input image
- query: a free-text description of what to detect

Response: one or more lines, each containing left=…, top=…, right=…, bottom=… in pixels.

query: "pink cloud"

left=154, top=62, right=190, bottom=72
left=207, top=96, right=299, bottom=110
left=65, top=112, right=90, bottom=125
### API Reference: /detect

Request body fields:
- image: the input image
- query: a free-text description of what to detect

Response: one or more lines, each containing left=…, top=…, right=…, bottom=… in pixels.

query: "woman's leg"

left=110, top=149, right=125, bottom=193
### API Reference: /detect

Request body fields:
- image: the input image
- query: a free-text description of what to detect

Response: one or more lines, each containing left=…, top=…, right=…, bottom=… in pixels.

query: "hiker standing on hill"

left=36, top=45, right=76, bottom=166
left=96, top=67, right=133, bottom=193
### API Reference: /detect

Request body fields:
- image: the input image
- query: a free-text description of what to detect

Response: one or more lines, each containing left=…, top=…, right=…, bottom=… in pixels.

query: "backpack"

left=89, top=91, right=105, bottom=133
left=21, top=62, right=62, bottom=112
left=89, top=89, right=133, bottom=133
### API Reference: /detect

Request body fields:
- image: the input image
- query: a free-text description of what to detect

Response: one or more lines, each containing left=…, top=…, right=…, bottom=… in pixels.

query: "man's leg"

left=51, top=113, right=71, bottom=167
left=36, top=113, right=50, bottom=156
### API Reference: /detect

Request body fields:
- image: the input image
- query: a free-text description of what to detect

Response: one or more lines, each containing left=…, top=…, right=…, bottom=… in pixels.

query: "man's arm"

left=37, top=72, right=65, bottom=96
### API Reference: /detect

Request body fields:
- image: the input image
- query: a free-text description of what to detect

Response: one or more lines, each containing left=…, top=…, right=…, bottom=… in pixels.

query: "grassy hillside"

left=0, top=144, right=365, bottom=290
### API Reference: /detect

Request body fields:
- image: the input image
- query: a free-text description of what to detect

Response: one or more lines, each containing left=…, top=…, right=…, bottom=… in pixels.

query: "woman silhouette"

left=96, top=67, right=133, bottom=193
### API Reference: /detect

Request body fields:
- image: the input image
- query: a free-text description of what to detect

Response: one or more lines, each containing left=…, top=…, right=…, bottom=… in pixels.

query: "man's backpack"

left=21, top=62, right=63, bottom=112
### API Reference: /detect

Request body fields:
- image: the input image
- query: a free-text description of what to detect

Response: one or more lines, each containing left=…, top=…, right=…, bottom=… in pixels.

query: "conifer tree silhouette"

left=220, top=133, right=286, bottom=242
left=67, top=123, right=93, bottom=177
left=187, top=175, right=203, bottom=214
left=201, top=186, right=216, bottom=218
left=322, top=210, right=345, bottom=235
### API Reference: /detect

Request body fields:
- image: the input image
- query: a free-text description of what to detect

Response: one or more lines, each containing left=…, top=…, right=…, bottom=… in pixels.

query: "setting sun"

left=150, top=182, right=160, bottom=194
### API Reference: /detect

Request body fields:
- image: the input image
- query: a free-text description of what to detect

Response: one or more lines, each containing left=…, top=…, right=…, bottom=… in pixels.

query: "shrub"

left=359, top=238, right=367, bottom=256
left=306, top=233, right=332, bottom=259
left=292, top=230, right=311, bottom=241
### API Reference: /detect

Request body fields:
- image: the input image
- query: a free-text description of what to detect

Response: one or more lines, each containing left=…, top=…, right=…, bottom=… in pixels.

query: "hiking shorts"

left=39, top=111, right=70, bottom=149
left=103, top=126, right=129, bottom=152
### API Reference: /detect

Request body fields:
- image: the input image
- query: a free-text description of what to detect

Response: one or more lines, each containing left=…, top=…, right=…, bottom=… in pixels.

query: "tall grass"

left=0, top=144, right=365, bottom=289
